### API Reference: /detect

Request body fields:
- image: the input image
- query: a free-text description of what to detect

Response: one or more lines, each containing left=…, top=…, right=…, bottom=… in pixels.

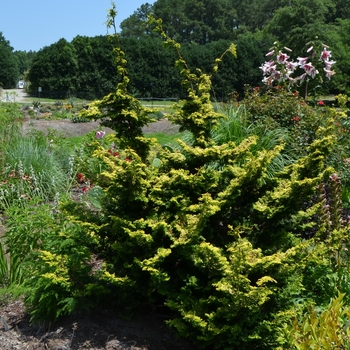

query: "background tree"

left=0, top=32, right=19, bottom=88
left=122, top=36, right=182, bottom=97
left=120, top=3, right=155, bottom=38
left=152, top=0, right=236, bottom=44
left=28, top=38, right=78, bottom=98
left=72, top=35, right=117, bottom=99
left=13, top=50, right=35, bottom=78
left=264, top=0, right=336, bottom=51
left=24, top=0, right=350, bottom=99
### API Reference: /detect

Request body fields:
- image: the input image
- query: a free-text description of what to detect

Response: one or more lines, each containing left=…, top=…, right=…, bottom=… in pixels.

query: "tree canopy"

left=0, top=32, right=19, bottom=88
left=1, top=0, right=348, bottom=98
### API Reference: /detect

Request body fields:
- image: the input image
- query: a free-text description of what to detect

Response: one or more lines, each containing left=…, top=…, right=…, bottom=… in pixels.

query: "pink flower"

left=297, top=57, right=309, bottom=66
left=272, top=70, right=283, bottom=81
left=318, top=100, right=325, bottom=106
left=303, top=63, right=318, bottom=78
left=277, top=51, right=289, bottom=63
left=306, top=46, right=314, bottom=53
left=320, top=48, right=332, bottom=61
left=323, top=68, right=336, bottom=80
left=260, top=60, right=276, bottom=75
left=96, top=131, right=106, bottom=139
left=324, top=60, right=336, bottom=69
left=285, top=60, right=298, bottom=71
left=297, top=73, right=307, bottom=82
left=265, top=50, right=275, bottom=57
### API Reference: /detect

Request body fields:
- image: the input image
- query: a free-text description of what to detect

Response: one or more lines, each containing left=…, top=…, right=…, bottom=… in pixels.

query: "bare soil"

left=0, top=118, right=196, bottom=350
left=21, top=118, right=180, bottom=138
left=0, top=300, right=198, bottom=350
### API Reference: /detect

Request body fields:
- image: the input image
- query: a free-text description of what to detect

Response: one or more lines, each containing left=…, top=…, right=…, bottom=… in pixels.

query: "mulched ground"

left=0, top=299, right=199, bottom=350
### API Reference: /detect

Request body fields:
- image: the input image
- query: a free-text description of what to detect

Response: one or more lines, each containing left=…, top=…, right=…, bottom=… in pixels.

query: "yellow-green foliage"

left=70, top=72, right=337, bottom=348
left=23, top=5, right=347, bottom=349
left=282, top=293, right=350, bottom=349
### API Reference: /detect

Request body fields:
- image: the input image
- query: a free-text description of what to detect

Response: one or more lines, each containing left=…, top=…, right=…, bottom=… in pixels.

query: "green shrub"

left=243, top=87, right=323, bottom=156
left=17, top=8, right=348, bottom=349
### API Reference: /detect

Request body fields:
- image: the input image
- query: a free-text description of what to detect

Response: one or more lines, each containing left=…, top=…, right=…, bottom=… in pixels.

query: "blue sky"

left=0, top=0, right=155, bottom=52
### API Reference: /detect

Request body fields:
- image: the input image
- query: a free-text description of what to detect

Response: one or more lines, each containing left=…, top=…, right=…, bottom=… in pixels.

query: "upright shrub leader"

left=26, top=5, right=338, bottom=349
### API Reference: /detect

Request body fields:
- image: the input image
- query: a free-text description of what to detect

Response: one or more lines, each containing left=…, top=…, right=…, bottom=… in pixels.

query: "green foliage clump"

left=243, top=87, right=323, bottom=156
left=282, top=293, right=350, bottom=349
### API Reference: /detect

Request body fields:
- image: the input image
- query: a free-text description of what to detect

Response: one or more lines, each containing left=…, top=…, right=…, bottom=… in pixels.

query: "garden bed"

left=21, top=118, right=179, bottom=138
left=0, top=299, right=197, bottom=350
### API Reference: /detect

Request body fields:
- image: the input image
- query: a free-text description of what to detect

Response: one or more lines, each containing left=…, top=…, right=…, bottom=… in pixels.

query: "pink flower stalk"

left=284, top=46, right=292, bottom=52
left=261, top=44, right=335, bottom=88
left=96, top=131, right=106, bottom=139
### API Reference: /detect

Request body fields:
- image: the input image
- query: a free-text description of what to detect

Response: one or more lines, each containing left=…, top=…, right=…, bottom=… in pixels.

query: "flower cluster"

left=260, top=44, right=336, bottom=86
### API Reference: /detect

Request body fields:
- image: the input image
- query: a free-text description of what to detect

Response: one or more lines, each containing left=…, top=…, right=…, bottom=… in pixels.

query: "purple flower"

left=96, top=131, right=106, bottom=139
